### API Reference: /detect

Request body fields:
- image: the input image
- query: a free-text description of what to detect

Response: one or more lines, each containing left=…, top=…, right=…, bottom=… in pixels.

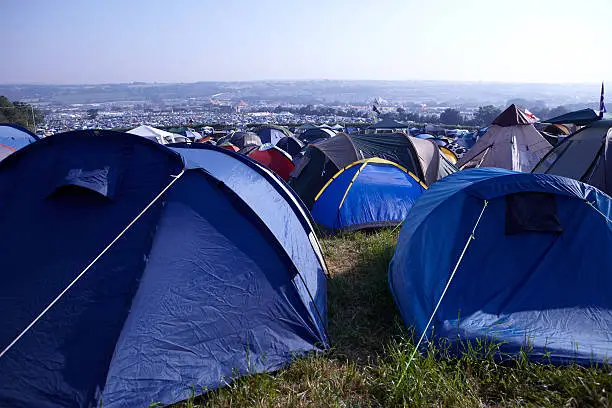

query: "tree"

left=87, top=108, right=99, bottom=120
left=0, top=96, right=44, bottom=131
left=547, top=105, right=569, bottom=119
left=473, top=105, right=502, bottom=126
left=439, top=108, right=462, bottom=125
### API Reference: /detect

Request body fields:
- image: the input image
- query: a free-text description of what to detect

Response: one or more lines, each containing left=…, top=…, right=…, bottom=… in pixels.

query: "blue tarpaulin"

left=389, top=168, right=612, bottom=364
left=0, top=130, right=328, bottom=408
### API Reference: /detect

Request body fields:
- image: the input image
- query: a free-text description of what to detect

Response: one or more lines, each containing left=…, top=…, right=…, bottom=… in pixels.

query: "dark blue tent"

left=311, top=158, right=426, bottom=232
left=0, top=130, right=328, bottom=407
left=0, top=123, right=39, bottom=149
left=389, top=168, right=612, bottom=364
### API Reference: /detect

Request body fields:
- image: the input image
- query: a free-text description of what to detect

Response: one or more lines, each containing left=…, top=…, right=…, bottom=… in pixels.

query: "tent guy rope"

left=398, top=199, right=489, bottom=385
left=0, top=170, right=185, bottom=360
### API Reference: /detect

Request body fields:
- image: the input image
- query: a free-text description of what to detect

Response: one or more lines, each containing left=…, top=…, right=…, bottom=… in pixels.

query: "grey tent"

left=532, top=120, right=612, bottom=195
left=544, top=108, right=611, bottom=126
left=366, top=119, right=409, bottom=134
left=457, top=104, right=552, bottom=172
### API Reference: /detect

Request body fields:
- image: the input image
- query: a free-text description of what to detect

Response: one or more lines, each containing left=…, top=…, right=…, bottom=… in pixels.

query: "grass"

left=174, top=229, right=612, bottom=407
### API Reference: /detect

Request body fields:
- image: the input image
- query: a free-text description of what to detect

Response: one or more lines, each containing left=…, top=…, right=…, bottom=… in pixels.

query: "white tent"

left=457, top=105, right=552, bottom=172
left=127, top=125, right=179, bottom=144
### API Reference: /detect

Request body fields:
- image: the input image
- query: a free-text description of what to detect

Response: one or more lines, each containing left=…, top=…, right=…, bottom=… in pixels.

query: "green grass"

left=174, top=229, right=612, bottom=407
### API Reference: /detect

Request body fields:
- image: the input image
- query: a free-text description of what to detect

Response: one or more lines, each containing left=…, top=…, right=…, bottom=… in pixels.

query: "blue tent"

left=311, top=158, right=427, bottom=232
left=0, top=130, right=328, bottom=407
left=0, top=123, right=38, bottom=149
left=389, top=168, right=612, bottom=364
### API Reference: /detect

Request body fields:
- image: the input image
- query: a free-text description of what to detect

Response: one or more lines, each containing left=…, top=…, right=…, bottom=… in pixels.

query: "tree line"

left=0, top=96, right=45, bottom=131
left=273, top=103, right=571, bottom=127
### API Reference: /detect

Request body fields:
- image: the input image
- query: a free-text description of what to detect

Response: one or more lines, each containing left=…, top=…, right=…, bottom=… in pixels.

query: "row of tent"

left=2, top=118, right=612, bottom=406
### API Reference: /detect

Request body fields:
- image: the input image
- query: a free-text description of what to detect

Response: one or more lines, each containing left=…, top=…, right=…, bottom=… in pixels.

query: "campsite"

left=1, top=100, right=612, bottom=407
left=3, top=0, right=612, bottom=405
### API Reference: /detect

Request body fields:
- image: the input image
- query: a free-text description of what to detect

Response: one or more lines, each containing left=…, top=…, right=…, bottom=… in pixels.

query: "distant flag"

left=372, top=104, right=381, bottom=115
left=600, top=82, right=607, bottom=118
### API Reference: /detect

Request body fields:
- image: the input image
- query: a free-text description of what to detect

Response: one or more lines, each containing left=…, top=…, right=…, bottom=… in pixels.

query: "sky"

left=2, top=0, right=611, bottom=84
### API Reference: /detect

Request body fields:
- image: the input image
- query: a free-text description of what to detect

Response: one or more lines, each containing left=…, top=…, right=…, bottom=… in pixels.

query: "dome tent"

left=228, top=131, right=262, bottom=149
left=532, top=120, right=612, bottom=195
left=0, top=130, right=328, bottom=407
left=289, top=132, right=456, bottom=208
left=0, top=123, right=39, bottom=150
left=457, top=105, right=552, bottom=172
left=256, top=125, right=292, bottom=145
left=311, top=158, right=426, bottom=232
left=389, top=168, right=612, bottom=364
left=248, top=144, right=295, bottom=181
left=276, top=135, right=304, bottom=157
left=301, top=127, right=336, bottom=143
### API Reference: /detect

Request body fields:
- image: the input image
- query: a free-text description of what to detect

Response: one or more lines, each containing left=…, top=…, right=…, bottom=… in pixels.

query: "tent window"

left=505, top=192, right=562, bottom=235
left=50, top=166, right=115, bottom=199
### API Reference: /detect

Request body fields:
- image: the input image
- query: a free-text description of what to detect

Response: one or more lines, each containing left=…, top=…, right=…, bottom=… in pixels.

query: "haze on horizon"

left=2, top=0, right=611, bottom=85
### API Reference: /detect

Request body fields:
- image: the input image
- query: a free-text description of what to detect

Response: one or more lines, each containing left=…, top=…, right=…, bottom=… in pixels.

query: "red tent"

left=248, top=145, right=295, bottom=181
left=219, top=143, right=240, bottom=152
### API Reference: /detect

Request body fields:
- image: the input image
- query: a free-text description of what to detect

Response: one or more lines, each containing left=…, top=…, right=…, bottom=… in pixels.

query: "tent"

left=289, top=132, right=456, bottom=208
left=248, top=144, right=295, bottom=181
left=0, top=123, right=39, bottom=150
left=544, top=108, right=611, bottom=126
left=439, top=146, right=458, bottom=164
left=366, top=119, right=409, bottom=134
left=457, top=104, right=552, bottom=172
left=0, top=130, right=328, bottom=407
left=276, top=135, right=304, bottom=157
left=127, top=125, right=179, bottom=144
left=301, top=127, right=336, bottom=143
left=227, top=131, right=262, bottom=149
left=389, top=168, right=612, bottom=364
left=257, top=125, right=292, bottom=145
left=311, top=158, right=426, bottom=232
left=532, top=120, right=612, bottom=195
left=219, top=142, right=240, bottom=152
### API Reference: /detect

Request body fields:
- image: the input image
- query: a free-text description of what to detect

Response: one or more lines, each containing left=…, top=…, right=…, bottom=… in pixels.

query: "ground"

left=174, top=229, right=612, bottom=408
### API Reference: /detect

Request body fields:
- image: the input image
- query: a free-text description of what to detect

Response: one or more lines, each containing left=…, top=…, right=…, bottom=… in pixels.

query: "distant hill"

left=0, top=80, right=601, bottom=108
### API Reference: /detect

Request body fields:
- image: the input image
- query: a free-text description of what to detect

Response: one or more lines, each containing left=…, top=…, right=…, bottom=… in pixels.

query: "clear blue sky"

left=2, top=0, right=611, bottom=84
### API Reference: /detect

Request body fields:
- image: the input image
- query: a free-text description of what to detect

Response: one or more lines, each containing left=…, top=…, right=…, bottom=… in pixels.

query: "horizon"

left=3, top=0, right=611, bottom=85
left=0, top=79, right=607, bottom=87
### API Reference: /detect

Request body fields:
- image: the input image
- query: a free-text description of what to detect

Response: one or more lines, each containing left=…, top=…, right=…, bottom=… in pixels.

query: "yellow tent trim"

left=313, top=158, right=428, bottom=206
left=439, top=146, right=458, bottom=164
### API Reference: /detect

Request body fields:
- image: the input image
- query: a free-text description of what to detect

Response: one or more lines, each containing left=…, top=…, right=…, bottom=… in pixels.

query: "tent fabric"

left=301, top=128, right=336, bottom=143
left=257, top=125, right=292, bottom=145
left=366, top=119, right=408, bottom=130
left=389, top=168, right=612, bottom=364
left=229, top=131, right=262, bottom=149
left=127, top=125, right=178, bottom=144
left=533, top=120, right=612, bottom=196
left=276, top=135, right=304, bottom=157
left=0, top=123, right=39, bottom=150
left=248, top=145, right=295, bottom=181
left=0, top=130, right=328, bottom=408
left=458, top=106, right=552, bottom=172
left=311, top=158, right=426, bottom=232
left=289, top=132, right=455, bottom=208
left=492, top=104, right=537, bottom=126
left=544, top=108, right=602, bottom=126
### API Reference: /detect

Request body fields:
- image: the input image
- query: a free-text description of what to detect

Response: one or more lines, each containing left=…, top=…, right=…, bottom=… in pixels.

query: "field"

left=174, top=230, right=612, bottom=408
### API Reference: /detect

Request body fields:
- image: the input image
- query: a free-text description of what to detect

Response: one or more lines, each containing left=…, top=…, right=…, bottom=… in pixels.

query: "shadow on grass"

left=324, top=229, right=405, bottom=362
